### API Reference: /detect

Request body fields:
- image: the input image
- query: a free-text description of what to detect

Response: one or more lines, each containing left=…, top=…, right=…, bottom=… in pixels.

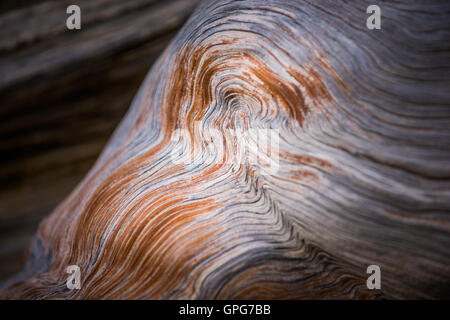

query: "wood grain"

left=0, top=0, right=199, bottom=283
left=1, top=0, right=449, bottom=299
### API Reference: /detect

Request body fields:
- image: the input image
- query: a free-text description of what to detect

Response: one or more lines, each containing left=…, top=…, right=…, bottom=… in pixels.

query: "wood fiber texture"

left=1, top=0, right=450, bottom=299
left=0, top=0, right=198, bottom=282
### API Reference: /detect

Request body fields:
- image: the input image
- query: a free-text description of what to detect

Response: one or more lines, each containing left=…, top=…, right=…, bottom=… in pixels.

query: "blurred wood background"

left=0, top=0, right=199, bottom=283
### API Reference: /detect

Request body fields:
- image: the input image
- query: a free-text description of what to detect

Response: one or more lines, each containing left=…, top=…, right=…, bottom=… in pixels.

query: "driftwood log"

left=1, top=0, right=450, bottom=299
left=0, top=0, right=199, bottom=282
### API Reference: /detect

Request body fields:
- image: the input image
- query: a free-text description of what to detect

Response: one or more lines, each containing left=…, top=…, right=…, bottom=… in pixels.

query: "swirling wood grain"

left=1, top=0, right=450, bottom=299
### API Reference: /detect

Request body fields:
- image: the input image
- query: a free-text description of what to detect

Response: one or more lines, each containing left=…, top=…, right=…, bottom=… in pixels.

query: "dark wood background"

left=0, top=0, right=199, bottom=283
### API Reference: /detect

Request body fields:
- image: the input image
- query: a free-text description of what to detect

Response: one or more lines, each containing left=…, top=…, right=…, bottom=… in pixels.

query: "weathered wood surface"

left=0, top=0, right=199, bottom=282
left=1, top=0, right=450, bottom=299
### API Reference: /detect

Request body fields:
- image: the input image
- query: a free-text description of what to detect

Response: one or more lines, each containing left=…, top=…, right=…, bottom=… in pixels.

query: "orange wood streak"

left=1, top=0, right=449, bottom=300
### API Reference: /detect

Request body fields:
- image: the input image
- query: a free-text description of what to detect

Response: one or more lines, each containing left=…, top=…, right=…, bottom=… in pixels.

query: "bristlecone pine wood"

left=0, top=0, right=198, bottom=283
left=1, top=0, right=450, bottom=299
